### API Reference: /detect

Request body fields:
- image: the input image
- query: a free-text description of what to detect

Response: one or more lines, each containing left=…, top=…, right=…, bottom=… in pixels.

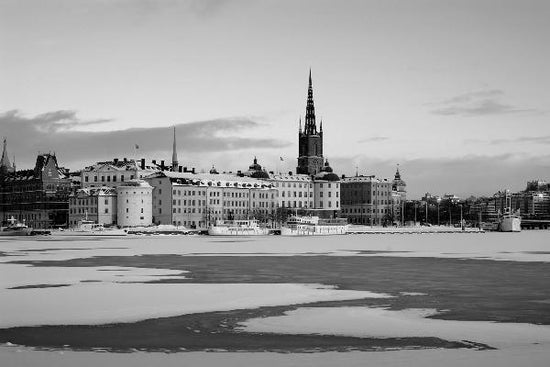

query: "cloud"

left=431, top=89, right=537, bottom=116
left=0, top=109, right=290, bottom=170
left=357, top=136, right=390, bottom=143
left=490, top=136, right=550, bottom=145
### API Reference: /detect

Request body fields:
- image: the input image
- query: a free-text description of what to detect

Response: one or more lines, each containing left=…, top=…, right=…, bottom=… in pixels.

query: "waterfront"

left=1, top=232, right=549, bottom=366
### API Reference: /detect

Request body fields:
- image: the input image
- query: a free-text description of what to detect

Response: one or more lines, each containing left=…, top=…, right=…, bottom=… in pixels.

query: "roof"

left=145, top=171, right=275, bottom=189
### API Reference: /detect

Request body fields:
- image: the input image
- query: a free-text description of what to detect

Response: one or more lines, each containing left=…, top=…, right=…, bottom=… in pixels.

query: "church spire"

left=171, top=126, right=178, bottom=171
left=305, top=69, right=317, bottom=135
left=1, top=137, right=13, bottom=172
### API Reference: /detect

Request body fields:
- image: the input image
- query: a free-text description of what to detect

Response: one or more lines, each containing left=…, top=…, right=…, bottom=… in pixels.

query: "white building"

left=145, top=171, right=277, bottom=229
left=81, top=158, right=161, bottom=188
left=116, top=180, right=153, bottom=227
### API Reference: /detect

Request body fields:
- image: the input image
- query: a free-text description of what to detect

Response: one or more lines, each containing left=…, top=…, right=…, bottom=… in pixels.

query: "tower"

left=0, top=138, right=15, bottom=174
left=297, top=70, right=324, bottom=175
left=171, top=126, right=178, bottom=171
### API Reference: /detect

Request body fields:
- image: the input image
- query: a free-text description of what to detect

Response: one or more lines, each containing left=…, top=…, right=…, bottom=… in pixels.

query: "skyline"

left=1, top=0, right=549, bottom=198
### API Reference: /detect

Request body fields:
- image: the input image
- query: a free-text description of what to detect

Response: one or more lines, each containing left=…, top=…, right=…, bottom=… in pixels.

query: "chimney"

left=178, top=166, right=183, bottom=172
left=141, top=158, right=145, bottom=170
left=152, top=159, right=156, bottom=165
left=113, top=158, right=119, bottom=164
left=192, top=168, right=195, bottom=174
left=123, top=157, right=127, bottom=162
left=288, top=171, right=293, bottom=175
left=161, top=160, right=165, bottom=170
left=183, top=166, right=187, bottom=172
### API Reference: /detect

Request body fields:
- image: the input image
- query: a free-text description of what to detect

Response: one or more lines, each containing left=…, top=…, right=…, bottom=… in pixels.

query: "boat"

left=280, top=215, right=349, bottom=236
left=0, top=216, right=33, bottom=236
left=52, top=220, right=127, bottom=237
left=498, top=208, right=521, bottom=232
left=208, top=219, right=269, bottom=236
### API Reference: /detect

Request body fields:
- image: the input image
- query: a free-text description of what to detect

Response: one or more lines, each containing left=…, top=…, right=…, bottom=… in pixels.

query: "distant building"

left=0, top=154, right=71, bottom=228
left=116, top=180, right=153, bottom=227
left=68, top=187, right=117, bottom=227
left=340, top=174, right=393, bottom=225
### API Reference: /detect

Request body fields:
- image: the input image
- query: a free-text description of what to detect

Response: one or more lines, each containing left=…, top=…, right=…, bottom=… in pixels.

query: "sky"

left=1, top=0, right=549, bottom=198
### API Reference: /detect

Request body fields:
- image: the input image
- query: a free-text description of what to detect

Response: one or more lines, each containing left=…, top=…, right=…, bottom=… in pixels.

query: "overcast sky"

left=1, top=0, right=549, bottom=198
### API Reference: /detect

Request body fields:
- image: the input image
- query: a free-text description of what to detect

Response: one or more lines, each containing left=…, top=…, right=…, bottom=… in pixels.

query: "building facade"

left=145, top=171, right=277, bottom=229
left=116, top=180, right=153, bottom=227
left=68, top=187, right=117, bottom=227
left=81, top=158, right=162, bottom=188
left=0, top=154, right=71, bottom=228
left=340, top=175, right=393, bottom=225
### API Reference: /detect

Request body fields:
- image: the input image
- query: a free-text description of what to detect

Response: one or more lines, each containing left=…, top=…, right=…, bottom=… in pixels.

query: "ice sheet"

left=0, top=283, right=390, bottom=328
left=1, top=231, right=548, bottom=263
left=240, top=306, right=550, bottom=349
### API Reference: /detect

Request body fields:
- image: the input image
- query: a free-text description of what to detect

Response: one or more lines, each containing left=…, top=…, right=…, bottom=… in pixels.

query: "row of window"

left=84, top=174, right=135, bottom=183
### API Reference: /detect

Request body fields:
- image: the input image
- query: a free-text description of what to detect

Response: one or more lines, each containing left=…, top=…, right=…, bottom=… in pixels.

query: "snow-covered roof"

left=146, top=171, right=275, bottom=189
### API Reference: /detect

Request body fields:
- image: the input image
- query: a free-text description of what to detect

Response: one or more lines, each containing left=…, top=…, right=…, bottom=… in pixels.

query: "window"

left=105, top=208, right=109, bottom=214
left=105, top=199, right=108, bottom=205
left=84, top=176, right=89, bottom=182
left=121, top=175, right=125, bottom=182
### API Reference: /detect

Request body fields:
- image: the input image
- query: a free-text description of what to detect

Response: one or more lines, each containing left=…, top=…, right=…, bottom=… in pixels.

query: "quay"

left=347, top=225, right=484, bottom=234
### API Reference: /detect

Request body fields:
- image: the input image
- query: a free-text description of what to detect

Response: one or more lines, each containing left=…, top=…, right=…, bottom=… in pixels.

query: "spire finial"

left=172, top=125, right=178, bottom=170
left=305, top=69, right=316, bottom=134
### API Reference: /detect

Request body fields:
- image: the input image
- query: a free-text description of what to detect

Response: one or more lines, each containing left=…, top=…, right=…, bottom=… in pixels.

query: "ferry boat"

left=281, top=215, right=349, bottom=236
left=0, top=216, right=33, bottom=236
left=498, top=208, right=521, bottom=232
left=208, top=219, right=269, bottom=236
left=53, top=220, right=127, bottom=237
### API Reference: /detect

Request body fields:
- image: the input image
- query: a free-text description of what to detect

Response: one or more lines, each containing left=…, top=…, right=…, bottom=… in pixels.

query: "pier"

left=347, top=225, right=484, bottom=234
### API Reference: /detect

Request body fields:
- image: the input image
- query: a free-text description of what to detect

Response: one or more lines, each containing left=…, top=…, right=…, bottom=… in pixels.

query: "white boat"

left=498, top=209, right=521, bottom=232
left=53, top=220, right=127, bottom=237
left=0, top=216, right=33, bottom=236
left=281, top=215, right=349, bottom=236
left=208, top=219, right=269, bottom=236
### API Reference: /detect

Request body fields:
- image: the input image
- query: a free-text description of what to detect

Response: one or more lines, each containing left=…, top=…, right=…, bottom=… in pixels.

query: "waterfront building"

left=116, top=180, right=153, bottom=227
left=340, top=174, right=393, bottom=225
left=297, top=70, right=324, bottom=175
left=68, top=187, right=117, bottom=227
left=266, top=172, right=314, bottom=209
left=0, top=153, right=71, bottom=228
left=145, top=171, right=277, bottom=229
left=391, top=166, right=407, bottom=224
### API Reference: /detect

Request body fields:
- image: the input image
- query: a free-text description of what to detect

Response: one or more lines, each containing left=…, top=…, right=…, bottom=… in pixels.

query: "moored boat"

left=281, top=215, right=348, bottom=236
left=0, top=216, right=33, bottom=236
left=208, top=219, right=269, bottom=236
left=498, top=209, right=521, bottom=232
left=52, top=220, right=127, bottom=237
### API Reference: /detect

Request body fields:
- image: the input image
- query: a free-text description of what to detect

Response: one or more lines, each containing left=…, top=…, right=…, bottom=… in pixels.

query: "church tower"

left=297, top=70, right=324, bottom=175
left=0, top=138, right=15, bottom=174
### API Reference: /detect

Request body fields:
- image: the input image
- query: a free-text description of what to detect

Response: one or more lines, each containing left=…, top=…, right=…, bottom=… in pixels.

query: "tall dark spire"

left=304, top=69, right=317, bottom=135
